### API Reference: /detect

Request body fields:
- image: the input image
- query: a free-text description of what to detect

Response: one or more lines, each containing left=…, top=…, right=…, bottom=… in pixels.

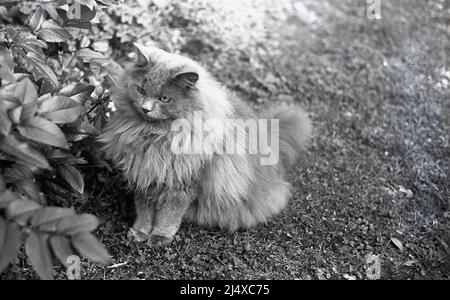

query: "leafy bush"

left=0, top=0, right=124, bottom=280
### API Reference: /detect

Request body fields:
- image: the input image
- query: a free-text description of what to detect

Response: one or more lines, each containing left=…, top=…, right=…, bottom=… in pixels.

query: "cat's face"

left=118, top=45, right=204, bottom=122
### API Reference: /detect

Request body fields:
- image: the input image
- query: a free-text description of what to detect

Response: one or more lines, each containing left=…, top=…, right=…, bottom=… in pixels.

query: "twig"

left=134, top=27, right=185, bottom=42
left=86, top=94, right=110, bottom=116
left=106, top=261, right=128, bottom=269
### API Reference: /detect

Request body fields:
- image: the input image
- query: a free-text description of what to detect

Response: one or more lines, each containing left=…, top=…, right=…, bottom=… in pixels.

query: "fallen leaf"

left=390, top=237, right=403, bottom=251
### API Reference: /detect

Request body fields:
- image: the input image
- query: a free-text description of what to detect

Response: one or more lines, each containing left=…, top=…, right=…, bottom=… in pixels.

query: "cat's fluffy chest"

left=99, top=116, right=205, bottom=191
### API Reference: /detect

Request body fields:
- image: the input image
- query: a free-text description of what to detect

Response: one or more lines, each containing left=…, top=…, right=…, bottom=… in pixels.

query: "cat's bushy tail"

left=264, top=104, right=312, bottom=168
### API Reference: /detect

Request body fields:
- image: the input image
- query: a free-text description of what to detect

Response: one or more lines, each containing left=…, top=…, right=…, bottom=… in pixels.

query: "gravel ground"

left=3, top=0, right=449, bottom=280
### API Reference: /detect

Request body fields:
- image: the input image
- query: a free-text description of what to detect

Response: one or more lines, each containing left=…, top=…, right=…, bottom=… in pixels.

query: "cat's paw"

left=147, top=234, right=173, bottom=247
left=127, top=227, right=148, bottom=243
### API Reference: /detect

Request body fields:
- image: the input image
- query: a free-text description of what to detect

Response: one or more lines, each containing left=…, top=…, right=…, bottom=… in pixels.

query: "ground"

left=2, top=0, right=449, bottom=279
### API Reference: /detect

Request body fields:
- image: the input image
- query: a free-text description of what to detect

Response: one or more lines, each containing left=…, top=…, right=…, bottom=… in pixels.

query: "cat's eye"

left=136, top=86, right=146, bottom=95
left=158, top=96, right=171, bottom=103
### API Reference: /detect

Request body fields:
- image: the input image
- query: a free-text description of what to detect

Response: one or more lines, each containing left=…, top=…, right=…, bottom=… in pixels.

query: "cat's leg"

left=127, top=192, right=155, bottom=242
left=148, top=188, right=194, bottom=247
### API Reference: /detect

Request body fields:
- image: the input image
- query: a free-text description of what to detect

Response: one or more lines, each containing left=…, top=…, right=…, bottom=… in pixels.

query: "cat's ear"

left=133, top=42, right=152, bottom=66
left=174, top=71, right=199, bottom=89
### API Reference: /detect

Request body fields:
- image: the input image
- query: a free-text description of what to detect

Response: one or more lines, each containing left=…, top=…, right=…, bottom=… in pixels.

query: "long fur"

left=98, top=46, right=312, bottom=231
left=263, top=104, right=312, bottom=169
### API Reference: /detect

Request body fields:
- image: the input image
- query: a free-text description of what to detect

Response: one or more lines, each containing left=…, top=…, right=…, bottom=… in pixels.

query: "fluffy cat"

left=98, top=44, right=312, bottom=246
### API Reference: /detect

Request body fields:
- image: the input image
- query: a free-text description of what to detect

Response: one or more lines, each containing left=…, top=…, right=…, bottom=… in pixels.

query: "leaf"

left=58, top=164, right=84, bottom=193
left=0, top=109, right=11, bottom=135
left=97, top=0, right=120, bottom=5
left=0, top=219, right=22, bottom=273
left=15, top=180, right=40, bottom=203
left=9, top=106, right=22, bottom=124
left=42, top=3, right=63, bottom=23
left=0, top=190, right=21, bottom=209
left=17, top=37, right=48, bottom=57
left=29, top=7, right=46, bottom=32
left=90, top=62, right=108, bottom=78
left=25, top=231, right=54, bottom=280
left=71, top=232, right=111, bottom=265
left=64, top=20, right=92, bottom=29
left=76, top=48, right=105, bottom=63
left=46, top=149, right=87, bottom=164
left=31, top=207, right=75, bottom=227
left=49, top=235, right=74, bottom=268
left=6, top=88, right=37, bottom=123
left=38, top=95, right=82, bottom=124
left=0, top=175, right=5, bottom=192
left=91, top=41, right=109, bottom=52
left=0, top=84, right=21, bottom=110
left=37, top=94, right=52, bottom=105
left=390, top=237, right=404, bottom=251
left=26, top=52, right=59, bottom=89
left=59, top=82, right=95, bottom=104
left=36, top=78, right=56, bottom=96
left=102, top=60, right=126, bottom=85
left=78, top=0, right=96, bottom=10
left=45, top=149, right=72, bottom=160
left=0, top=46, right=15, bottom=83
left=65, top=119, right=96, bottom=142
left=6, top=199, right=41, bottom=220
left=14, top=78, right=38, bottom=106
left=21, top=103, right=38, bottom=123
left=18, top=116, right=69, bottom=149
left=79, top=35, right=91, bottom=48
left=55, top=214, right=99, bottom=235
left=3, top=165, right=34, bottom=182
left=40, top=181, right=72, bottom=201
left=36, top=19, right=71, bottom=42
left=24, top=38, right=48, bottom=50
left=0, top=134, right=51, bottom=170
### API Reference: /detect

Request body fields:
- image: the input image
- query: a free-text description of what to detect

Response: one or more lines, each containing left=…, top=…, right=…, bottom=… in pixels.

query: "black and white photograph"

left=0, top=0, right=449, bottom=285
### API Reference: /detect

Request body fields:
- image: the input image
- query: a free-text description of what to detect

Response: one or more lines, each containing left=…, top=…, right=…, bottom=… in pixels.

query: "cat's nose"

left=141, top=100, right=156, bottom=114
left=141, top=107, right=151, bottom=114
